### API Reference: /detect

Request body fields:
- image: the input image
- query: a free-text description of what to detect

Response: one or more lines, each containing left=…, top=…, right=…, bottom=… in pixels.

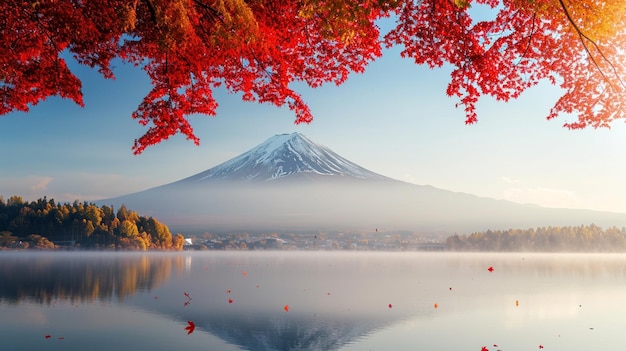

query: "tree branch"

left=557, top=0, right=625, bottom=89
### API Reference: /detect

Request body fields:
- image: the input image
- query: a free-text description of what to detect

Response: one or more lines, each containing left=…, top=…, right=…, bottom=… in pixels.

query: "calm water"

left=1, top=251, right=626, bottom=351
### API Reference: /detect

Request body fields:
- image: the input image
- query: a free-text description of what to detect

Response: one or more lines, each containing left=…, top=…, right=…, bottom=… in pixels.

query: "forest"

left=0, top=196, right=184, bottom=250
left=446, top=224, right=626, bottom=252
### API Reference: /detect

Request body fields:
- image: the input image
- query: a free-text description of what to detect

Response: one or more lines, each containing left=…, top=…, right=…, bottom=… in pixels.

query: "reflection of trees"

left=0, top=253, right=184, bottom=305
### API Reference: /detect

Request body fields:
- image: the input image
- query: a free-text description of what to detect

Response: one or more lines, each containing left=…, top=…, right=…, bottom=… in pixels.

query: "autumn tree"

left=2, top=0, right=624, bottom=153
left=0, top=197, right=180, bottom=250
left=446, top=224, right=626, bottom=252
left=0, top=231, right=18, bottom=247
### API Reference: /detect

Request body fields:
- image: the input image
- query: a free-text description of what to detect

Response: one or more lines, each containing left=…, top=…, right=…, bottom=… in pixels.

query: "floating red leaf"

left=185, top=320, right=195, bottom=335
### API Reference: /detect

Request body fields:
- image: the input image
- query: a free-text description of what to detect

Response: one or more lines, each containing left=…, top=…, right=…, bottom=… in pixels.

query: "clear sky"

left=3, top=17, right=626, bottom=214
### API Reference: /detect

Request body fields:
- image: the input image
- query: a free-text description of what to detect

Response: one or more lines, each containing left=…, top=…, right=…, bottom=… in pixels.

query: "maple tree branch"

left=247, top=48, right=277, bottom=85
left=557, top=0, right=625, bottom=89
left=22, top=5, right=68, bottom=81
left=25, top=6, right=60, bottom=55
left=192, top=0, right=225, bottom=25
left=514, top=12, right=537, bottom=67
left=143, top=0, right=158, bottom=24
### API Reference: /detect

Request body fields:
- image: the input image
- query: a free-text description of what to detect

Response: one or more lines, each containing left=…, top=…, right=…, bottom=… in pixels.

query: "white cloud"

left=0, top=175, right=54, bottom=200
left=500, top=176, right=520, bottom=184
left=0, top=173, right=160, bottom=203
left=30, top=176, right=53, bottom=192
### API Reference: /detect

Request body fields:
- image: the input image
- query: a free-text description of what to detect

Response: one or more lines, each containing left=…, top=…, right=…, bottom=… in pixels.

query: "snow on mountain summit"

left=180, top=132, right=388, bottom=182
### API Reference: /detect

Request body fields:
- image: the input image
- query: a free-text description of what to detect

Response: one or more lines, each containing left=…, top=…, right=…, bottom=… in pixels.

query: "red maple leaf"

left=487, top=266, right=494, bottom=272
left=185, top=320, right=195, bottom=335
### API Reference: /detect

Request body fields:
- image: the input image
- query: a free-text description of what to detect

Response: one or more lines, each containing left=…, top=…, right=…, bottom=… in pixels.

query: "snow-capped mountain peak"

left=180, top=132, right=388, bottom=182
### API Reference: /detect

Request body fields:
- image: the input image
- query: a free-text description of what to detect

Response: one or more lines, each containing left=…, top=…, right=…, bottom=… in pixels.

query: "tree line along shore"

left=2, top=196, right=626, bottom=252
left=0, top=196, right=183, bottom=250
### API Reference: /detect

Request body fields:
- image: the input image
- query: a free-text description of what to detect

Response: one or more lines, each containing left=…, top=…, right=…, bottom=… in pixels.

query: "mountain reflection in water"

left=3, top=251, right=626, bottom=351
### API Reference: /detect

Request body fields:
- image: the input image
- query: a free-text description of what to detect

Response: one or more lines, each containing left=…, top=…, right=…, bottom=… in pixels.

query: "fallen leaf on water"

left=184, top=291, right=193, bottom=306
left=487, top=266, right=494, bottom=272
left=284, top=305, right=289, bottom=312
left=481, top=346, right=489, bottom=351
left=434, top=303, right=438, bottom=309
left=185, top=321, right=195, bottom=335
left=45, top=335, right=51, bottom=339
left=388, top=303, right=392, bottom=308
left=228, top=298, right=233, bottom=304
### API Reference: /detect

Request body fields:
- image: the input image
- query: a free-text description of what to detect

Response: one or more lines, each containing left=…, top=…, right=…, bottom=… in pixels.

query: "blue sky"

left=3, top=20, right=626, bottom=213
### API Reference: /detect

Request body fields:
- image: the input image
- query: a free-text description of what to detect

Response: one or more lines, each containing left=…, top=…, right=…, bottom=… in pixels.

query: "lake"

left=1, top=251, right=625, bottom=351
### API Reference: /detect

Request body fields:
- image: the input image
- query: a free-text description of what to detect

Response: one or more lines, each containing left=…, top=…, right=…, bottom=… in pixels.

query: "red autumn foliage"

left=2, top=0, right=624, bottom=153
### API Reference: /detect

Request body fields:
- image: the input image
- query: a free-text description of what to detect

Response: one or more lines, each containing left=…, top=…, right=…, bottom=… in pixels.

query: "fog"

left=97, top=178, right=626, bottom=234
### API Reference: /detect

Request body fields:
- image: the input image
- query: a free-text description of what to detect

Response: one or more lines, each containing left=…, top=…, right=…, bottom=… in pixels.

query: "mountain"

left=176, top=132, right=390, bottom=183
left=98, top=133, right=626, bottom=234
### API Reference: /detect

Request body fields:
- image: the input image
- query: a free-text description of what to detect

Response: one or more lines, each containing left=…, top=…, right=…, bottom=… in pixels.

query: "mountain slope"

left=177, top=133, right=390, bottom=183
left=98, top=133, right=626, bottom=234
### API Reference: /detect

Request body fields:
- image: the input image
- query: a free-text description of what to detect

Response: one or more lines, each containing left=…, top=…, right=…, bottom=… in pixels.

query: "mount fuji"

left=98, top=133, right=626, bottom=234
left=176, top=132, right=390, bottom=183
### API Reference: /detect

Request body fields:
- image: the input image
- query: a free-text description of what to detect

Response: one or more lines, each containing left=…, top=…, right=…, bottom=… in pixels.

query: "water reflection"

left=2, top=252, right=626, bottom=351
left=0, top=252, right=183, bottom=304
left=123, top=252, right=421, bottom=350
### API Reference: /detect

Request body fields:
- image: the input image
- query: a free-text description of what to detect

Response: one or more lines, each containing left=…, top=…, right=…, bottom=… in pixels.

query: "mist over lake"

left=97, top=133, right=626, bottom=234
left=2, top=251, right=625, bottom=351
